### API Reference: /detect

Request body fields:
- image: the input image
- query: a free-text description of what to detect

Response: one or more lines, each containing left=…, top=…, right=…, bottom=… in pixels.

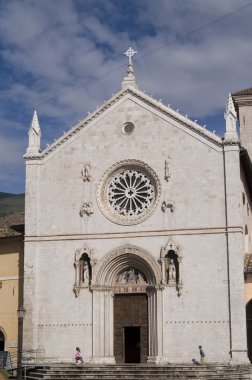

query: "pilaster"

left=223, top=143, right=249, bottom=363
left=91, top=288, right=116, bottom=364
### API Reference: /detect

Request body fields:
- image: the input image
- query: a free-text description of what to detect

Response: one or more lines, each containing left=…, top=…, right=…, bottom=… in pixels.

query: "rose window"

left=108, top=170, right=154, bottom=216
left=97, top=160, right=160, bottom=225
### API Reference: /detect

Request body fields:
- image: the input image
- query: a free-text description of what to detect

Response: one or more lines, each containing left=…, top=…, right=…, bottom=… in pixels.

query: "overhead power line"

left=37, top=1, right=252, bottom=106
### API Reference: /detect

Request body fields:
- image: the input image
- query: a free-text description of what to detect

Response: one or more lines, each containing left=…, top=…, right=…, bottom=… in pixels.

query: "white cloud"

left=0, top=0, right=252, bottom=191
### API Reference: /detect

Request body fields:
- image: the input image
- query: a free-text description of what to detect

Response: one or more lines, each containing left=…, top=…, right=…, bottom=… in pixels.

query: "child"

left=75, top=347, right=84, bottom=364
left=198, top=345, right=205, bottom=364
left=192, top=358, right=200, bottom=365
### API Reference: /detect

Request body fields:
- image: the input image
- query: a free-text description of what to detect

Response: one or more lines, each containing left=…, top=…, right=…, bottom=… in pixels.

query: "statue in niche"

left=73, top=245, right=94, bottom=296
left=167, top=259, right=176, bottom=283
left=81, top=163, right=92, bottom=182
left=82, top=261, right=90, bottom=284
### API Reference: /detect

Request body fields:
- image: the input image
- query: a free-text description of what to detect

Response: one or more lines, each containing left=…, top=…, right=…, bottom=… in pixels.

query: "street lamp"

left=17, top=305, right=26, bottom=380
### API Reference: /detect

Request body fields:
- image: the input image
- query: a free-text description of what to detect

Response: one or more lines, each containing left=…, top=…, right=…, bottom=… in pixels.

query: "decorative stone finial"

left=225, top=93, right=236, bottom=117
left=25, top=110, right=41, bottom=156
left=224, top=93, right=238, bottom=143
left=122, top=46, right=138, bottom=90
left=124, top=46, right=137, bottom=66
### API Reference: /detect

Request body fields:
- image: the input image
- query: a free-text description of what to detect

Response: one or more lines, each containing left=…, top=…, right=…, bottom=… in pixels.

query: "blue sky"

left=1, top=0, right=252, bottom=194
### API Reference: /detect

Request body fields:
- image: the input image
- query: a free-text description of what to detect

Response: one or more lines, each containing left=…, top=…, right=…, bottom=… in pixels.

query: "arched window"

left=0, top=330, right=5, bottom=351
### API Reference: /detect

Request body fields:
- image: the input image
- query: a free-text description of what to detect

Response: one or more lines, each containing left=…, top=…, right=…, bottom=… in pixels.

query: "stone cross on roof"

left=124, top=46, right=137, bottom=65
left=122, top=46, right=138, bottom=90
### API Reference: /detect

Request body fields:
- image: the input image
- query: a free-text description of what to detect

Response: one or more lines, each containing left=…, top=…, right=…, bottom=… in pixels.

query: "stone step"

left=23, top=364, right=252, bottom=380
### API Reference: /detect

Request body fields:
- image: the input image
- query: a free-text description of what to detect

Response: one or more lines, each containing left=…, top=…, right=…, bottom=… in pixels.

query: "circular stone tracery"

left=97, top=160, right=160, bottom=225
left=108, top=170, right=154, bottom=216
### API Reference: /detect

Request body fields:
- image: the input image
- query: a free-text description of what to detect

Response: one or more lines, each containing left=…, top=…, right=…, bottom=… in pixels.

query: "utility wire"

left=135, top=1, right=252, bottom=61
left=37, top=1, right=252, bottom=106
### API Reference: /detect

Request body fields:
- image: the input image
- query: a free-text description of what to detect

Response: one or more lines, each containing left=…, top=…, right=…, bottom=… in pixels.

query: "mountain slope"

left=0, top=193, right=25, bottom=217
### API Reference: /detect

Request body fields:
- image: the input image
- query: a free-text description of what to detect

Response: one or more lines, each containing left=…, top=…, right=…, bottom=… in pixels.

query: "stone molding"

left=24, top=87, right=225, bottom=161
left=24, top=225, right=243, bottom=242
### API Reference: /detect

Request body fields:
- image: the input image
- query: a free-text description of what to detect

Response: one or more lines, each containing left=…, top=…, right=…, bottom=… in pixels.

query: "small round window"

left=122, top=122, right=135, bottom=135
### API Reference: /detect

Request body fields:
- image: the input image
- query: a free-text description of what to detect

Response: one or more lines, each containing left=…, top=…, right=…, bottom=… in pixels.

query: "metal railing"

left=22, top=349, right=45, bottom=379
left=5, top=348, right=45, bottom=379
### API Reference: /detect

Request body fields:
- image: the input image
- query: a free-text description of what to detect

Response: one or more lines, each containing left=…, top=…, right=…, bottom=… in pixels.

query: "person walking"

left=198, top=345, right=205, bottom=364
left=75, top=347, right=84, bottom=364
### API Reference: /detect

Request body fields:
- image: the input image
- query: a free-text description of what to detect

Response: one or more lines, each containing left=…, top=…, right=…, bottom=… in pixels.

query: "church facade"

left=23, top=51, right=252, bottom=364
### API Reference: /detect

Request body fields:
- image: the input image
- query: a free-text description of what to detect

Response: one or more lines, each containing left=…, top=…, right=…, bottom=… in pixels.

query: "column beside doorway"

left=147, top=287, right=164, bottom=364
left=91, top=287, right=116, bottom=364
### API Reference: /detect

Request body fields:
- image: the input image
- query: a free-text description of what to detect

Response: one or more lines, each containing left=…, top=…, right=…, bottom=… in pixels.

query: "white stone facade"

left=23, top=72, right=250, bottom=364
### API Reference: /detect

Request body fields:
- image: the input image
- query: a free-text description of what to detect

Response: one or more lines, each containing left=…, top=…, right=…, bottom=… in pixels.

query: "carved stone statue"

left=168, top=259, right=176, bottom=283
left=82, top=261, right=89, bottom=283
left=127, top=268, right=136, bottom=282
left=81, top=163, right=92, bottom=182
left=80, top=202, right=94, bottom=217
left=161, top=200, right=174, bottom=213
left=116, top=268, right=147, bottom=285
left=165, top=158, right=171, bottom=181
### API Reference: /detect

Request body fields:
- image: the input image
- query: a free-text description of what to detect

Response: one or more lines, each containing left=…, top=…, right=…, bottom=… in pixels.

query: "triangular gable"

left=31, top=86, right=222, bottom=160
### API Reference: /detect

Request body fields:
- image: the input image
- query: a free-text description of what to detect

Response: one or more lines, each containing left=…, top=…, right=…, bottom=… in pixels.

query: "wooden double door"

left=114, top=294, right=148, bottom=363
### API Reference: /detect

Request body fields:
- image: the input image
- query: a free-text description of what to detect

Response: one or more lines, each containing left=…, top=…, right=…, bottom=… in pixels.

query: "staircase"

left=24, top=363, right=252, bottom=380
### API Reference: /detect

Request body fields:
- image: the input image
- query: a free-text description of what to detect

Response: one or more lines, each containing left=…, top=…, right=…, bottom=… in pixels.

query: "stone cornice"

left=232, top=93, right=252, bottom=119
left=24, top=226, right=243, bottom=242
left=130, top=87, right=223, bottom=145
left=232, top=94, right=252, bottom=106
left=25, top=87, right=225, bottom=161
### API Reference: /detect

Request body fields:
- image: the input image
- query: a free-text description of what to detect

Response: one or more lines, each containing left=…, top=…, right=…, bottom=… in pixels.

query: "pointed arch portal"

left=91, top=245, right=163, bottom=364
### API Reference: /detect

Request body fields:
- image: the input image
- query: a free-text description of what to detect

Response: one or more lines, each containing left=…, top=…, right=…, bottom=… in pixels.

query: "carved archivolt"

left=97, top=160, right=161, bottom=225
left=92, top=244, right=162, bottom=287
left=73, top=244, right=96, bottom=297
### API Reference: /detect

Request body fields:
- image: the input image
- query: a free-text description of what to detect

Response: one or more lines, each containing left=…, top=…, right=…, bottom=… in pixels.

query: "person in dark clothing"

left=192, top=358, right=200, bottom=365
left=198, top=345, right=205, bottom=364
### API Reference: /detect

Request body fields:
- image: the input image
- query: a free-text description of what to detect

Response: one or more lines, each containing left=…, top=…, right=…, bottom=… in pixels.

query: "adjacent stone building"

left=23, top=52, right=252, bottom=364
left=233, top=88, right=252, bottom=361
left=0, top=213, right=24, bottom=354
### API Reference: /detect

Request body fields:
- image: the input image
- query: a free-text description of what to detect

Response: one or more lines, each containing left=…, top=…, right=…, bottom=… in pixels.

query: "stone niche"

left=160, top=238, right=183, bottom=296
